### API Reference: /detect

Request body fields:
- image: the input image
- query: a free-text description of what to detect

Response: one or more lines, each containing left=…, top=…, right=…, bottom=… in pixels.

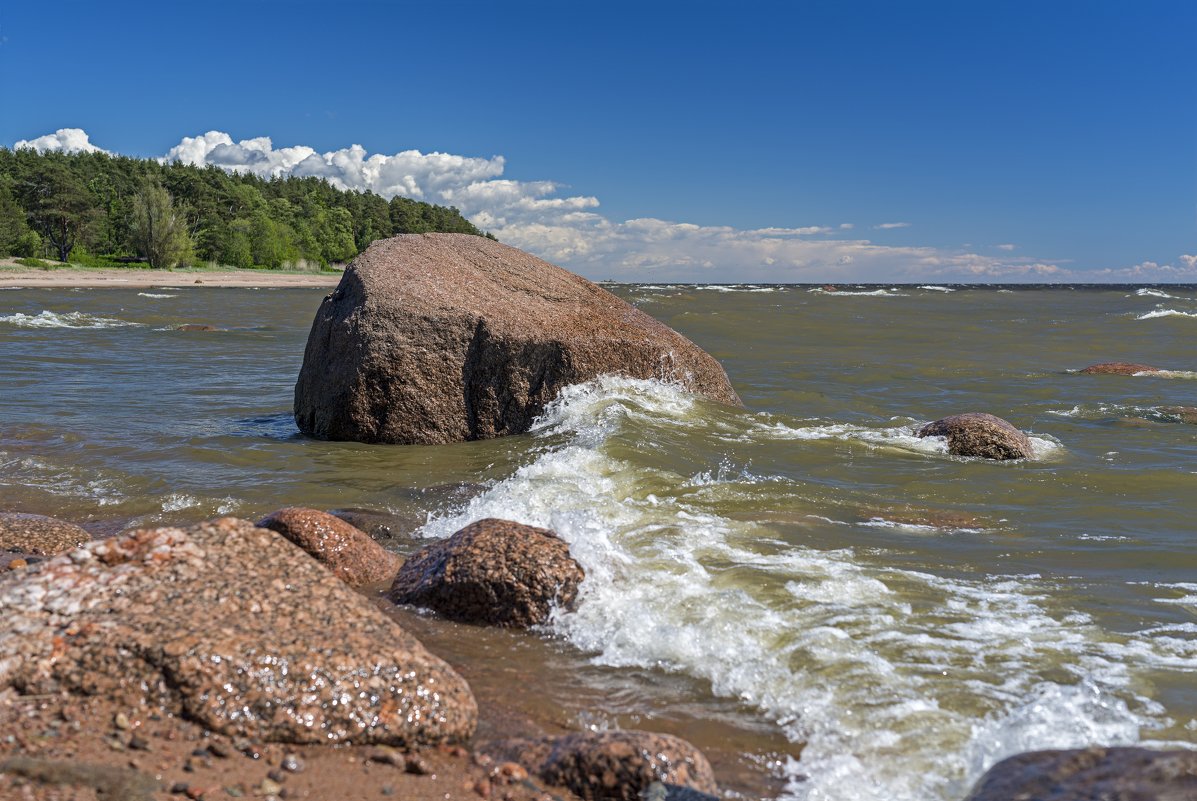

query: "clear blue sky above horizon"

left=1, top=0, right=1193, bottom=281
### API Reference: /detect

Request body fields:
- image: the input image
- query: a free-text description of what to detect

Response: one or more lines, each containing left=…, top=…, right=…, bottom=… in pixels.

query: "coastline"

left=0, top=261, right=342, bottom=289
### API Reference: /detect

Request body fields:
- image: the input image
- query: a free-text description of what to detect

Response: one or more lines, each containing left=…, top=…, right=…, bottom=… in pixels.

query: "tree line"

left=0, top=147, right=491, bottom=269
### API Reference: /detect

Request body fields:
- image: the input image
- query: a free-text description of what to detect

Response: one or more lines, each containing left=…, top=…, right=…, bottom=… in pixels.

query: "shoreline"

left=0, top=263, right=342, bottom=289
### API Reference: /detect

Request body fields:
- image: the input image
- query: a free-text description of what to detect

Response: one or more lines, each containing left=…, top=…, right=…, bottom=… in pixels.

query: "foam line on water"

left=0, top=310, right=142, bottom=329
left=417, top=377, right=1175, bottom=801
left=1136, top=309, right=1197, bottom=320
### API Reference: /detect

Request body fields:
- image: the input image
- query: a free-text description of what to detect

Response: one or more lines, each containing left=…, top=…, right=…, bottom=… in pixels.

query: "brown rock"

left=256, top=507, right=402, bottom=587
left=0, top=512, right=91, bottom=556
left=964, top=746, right=1197, bottom=801
left=917, top=413, right=1033, bottom=460
left=483, top=731, right=717, bottom=801
left=389, top=519, right=584, bottom=628
left=1078, top=362, right=1164, bottom=375
left=0, top=518, right=476, bottom=746
left=175, top=324, right=221, bottom=332
left=1160, top=406, right=1197, bottom=425
left=293, top=233, right=741, bottom=445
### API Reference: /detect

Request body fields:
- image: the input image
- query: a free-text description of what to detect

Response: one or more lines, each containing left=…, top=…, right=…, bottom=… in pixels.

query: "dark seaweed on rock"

left=294, top=233, right=741, bottom=445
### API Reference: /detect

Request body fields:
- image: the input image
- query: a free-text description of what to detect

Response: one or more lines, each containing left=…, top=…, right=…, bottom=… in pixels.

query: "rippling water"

left=2, top=283, right=1196, bottom=800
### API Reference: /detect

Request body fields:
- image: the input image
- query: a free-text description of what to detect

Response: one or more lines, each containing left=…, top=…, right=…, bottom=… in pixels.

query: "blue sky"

left=1, top=0, right=1193, bottom=281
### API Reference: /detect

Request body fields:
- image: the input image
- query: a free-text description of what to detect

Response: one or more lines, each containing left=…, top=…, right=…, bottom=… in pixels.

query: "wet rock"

left=0, top=512, right=91, bottom=556
left=327, top=508, right=416, bottom=542
left=389, top=518, right=584, bottom=628
left=916, top=413, right=1033, bottom=460
left=175, top=324, right=222, bottom=332
left=294, top=233, right=741, bottom=445
left=1160, top=405, right=1197, bottom=425
left=483, top=731, right=717, bottom=801
left=0, top=517, right=476, bottom=746
left=640, top=782, right=719, bottom=801
left=256, top=507, right=402, bottom=587
left=963, top=746, right=1197, bottom=801
left=0, top=755, right=159, bottom=801
left=1078, top=362, right=1164, bottom=375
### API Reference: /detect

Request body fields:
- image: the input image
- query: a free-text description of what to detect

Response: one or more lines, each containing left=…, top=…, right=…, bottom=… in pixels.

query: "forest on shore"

left=0, top=148, right=489, bottom=269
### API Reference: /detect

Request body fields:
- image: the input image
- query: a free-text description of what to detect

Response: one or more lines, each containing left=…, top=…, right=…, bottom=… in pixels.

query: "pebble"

left=259, top=778, right=282, bottom=795
left=129, top=734, right=151, bottom=751
left=114, top=712, right=131, bottom=730
left=208, top=742, right=233, bottom=759
left=496, top=762, right=528, bottom=782
left=267, top=769, right=285, bottom=783
left=281, top=753, right=305, bottom=773
left=405, top=755, right=432, bottom=775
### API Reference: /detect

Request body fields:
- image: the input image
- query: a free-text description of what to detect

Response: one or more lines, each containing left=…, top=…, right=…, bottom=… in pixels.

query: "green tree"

left=0, top=177, right=37, bottom=256
left=21, top=159, right=97, bottom=261
left=132, top=180, right=194, bottom=268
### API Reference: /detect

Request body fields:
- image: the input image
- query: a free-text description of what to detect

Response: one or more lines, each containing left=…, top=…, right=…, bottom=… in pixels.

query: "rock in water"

left=389, top=518, right=584, bottom=628
left=963, top=747, right=1197, bottom=800
left=0, top=512, right=91, bottom=556
left=294, top=234, right=741, bottom=444
left=0, top=518, right=476, bottom=745
left=1078, top=362, right=1164, bottom=375
left=257, top=507, right=403, bottom=587
left=483, top=731, right=718, bottom=801
left=917, top=412, right=1033, bottom=460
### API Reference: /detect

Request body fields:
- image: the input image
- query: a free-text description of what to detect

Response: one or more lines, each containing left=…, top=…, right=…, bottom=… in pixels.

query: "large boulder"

left=257, top=506, right=403, bottom=586
left=917, top=413, right=1033, bottom=460
left=389, top=518, right=584, bottom=628
left=0, top=518, right=476, bottom=746
left=963, top=746, right=1197, bottom=801
left=1078, top=362, right=1164, bottom=375
left=294, top=234, right=741, bottom=444
left=483, top=731, right=718, bottom=801
left=0, top=512, right=91, bottom=556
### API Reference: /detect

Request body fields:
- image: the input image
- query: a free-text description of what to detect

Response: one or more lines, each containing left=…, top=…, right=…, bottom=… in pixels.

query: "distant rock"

left=1160, top=405, right=1197, bottom=425
left=0, top=518, right=476, bottom=746
left=964, top=746, right=1197, bottom=801
left=483, top=730, right=717, bottom=801
left=0, top=512, right=91, bottom=556
left=389, top=518, right=584, bottom=628
left=257, top=507, right=403, bottom=587
left=917, top=413, right=1033, bottom=460
left=175, top=324, right=221, bottom=332
left=1078, top=362, right=1164, bottom=375
left=294, top=233, right=741, bottom=445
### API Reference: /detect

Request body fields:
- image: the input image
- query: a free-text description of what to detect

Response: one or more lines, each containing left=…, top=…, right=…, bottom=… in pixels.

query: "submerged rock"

left=1078, top=362, right=1164, bottom=375
left=0, top=517, right=476, bottom=745
left=483, top=731, right=717, bottom=801
left=293, top=233, right=741, bottom=445
left=389, top=518, right=584, bottom=628
left=257, top=507, right=403, bottom=586
left=917, top=413, right=1033, bottom=460
left=0, top=512, right=91, bottom=556
left=1160, top=406, right=1197, bottom=425
left=963, top=746, right=1197, bottom=801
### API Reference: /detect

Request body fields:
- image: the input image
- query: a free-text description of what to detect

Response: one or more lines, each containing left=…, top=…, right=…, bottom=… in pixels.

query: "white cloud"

left=8, top=127, right=1183, bottom=283
left=14, top=128, right=108, bottom=154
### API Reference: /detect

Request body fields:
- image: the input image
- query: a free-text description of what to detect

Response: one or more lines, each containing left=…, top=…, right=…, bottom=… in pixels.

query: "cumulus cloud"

left=8, top=127, right=1181, bottom=283
left=14, top=128, right=108, bottom=154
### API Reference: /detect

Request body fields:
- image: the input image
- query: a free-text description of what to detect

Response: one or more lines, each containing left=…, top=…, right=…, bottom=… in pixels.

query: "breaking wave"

left=415, top=377, right=1174, bottom=801
left=0, top=310, right=142, bottom=329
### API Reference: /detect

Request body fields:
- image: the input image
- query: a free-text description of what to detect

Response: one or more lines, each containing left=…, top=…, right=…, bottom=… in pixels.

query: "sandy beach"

left=0, top=260, right=342, bottom=289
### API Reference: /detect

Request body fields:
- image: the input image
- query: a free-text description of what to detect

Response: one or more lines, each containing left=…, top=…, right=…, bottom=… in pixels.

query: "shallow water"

left=2, top=283, right=1196, bottom=800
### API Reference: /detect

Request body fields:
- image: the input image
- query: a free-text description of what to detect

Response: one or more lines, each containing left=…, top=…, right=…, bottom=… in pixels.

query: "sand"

left=0, top=261, right=341, bottom=289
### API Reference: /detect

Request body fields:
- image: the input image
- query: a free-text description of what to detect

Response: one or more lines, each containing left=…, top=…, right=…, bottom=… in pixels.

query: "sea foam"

left=417, top=376, right=1170, bottom=801
left=0, top=310, right=141, bottom=329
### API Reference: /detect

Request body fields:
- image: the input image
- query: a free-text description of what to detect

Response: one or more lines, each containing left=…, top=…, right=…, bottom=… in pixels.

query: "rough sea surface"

left=2, top=283, right=1195, bottom=800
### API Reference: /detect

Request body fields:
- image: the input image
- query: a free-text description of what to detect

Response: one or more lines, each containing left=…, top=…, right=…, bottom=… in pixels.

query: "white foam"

left=1134, top=288, right=1176, bottom=298
left=0, top=452, right=127, bottom=506
left=0, top=310, right=141, bottom=329
left=744, top=419, right=950, bottom=457
left=161, top=493, right=200, bottom=512
left=137, top=292, right=177, bottom=299
left=1136, top=309, right=1197, bottom=320
left=808, top=288, right=908, bottom=297
left=695, top=284, right=780, bottom=293
left=414, top=377, right=1170, bottom=801
left=918, top=285, right=955, bottom=292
